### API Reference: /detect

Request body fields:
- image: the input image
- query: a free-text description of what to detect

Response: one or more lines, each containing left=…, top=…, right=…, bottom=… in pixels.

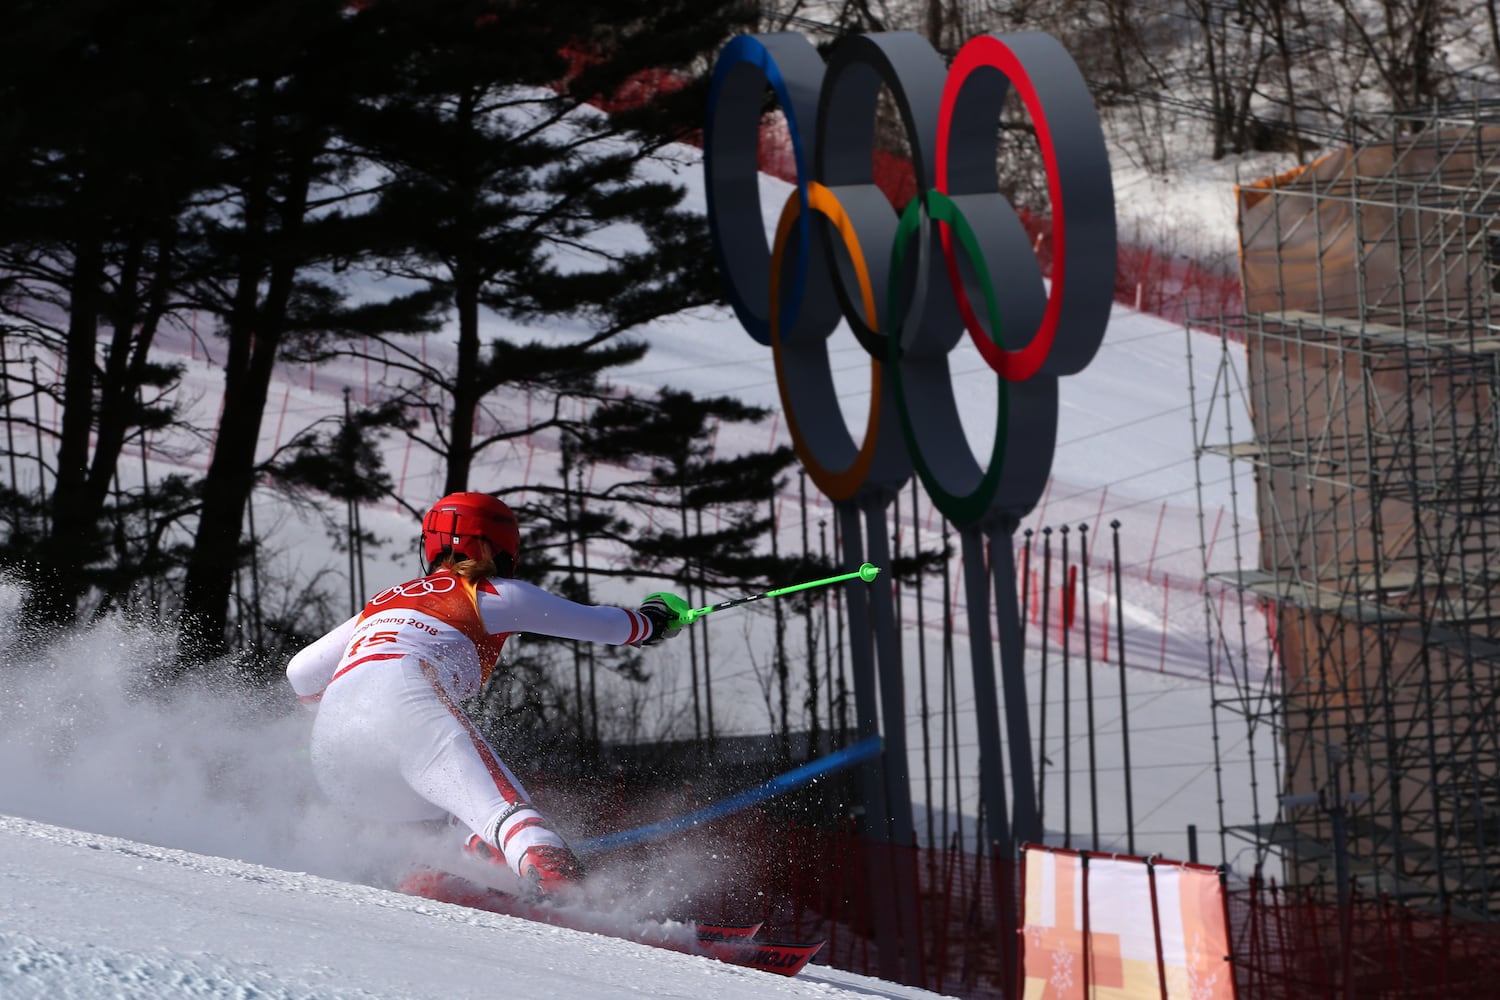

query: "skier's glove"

left=637, top=597, right=681, bottom=647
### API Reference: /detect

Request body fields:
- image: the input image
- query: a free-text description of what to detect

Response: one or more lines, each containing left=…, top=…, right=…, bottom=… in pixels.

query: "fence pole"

left=1080, top=524, right=1099, bottom=849
left=1060, top=524, right=1073, bottom=847
left=1160, top=573, right=1170, bottom=672
left=1111, top=521, right=1136, bottom=853
left=1038, top=527, right=1053, bottom=836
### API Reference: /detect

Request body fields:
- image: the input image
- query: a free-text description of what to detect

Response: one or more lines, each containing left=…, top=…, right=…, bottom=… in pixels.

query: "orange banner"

left=1019, top=845, right=1235, bottom=1000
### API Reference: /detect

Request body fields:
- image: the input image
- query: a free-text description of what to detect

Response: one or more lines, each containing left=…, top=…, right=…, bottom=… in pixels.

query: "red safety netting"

left=532, top=769, right=1500, bottom=1000
left=1228, top=876, right=1500, bottom=1000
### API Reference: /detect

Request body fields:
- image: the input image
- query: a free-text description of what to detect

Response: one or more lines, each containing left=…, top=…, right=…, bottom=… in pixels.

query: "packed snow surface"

left=0, top=815, right=954, bottom=1000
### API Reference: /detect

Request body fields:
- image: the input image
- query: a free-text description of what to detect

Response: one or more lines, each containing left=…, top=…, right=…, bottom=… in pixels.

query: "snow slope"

left=0, top=814, right=952, bottom=1000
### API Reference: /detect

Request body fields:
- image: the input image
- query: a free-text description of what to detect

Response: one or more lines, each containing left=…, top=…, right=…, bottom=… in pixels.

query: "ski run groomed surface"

left=0, top=814, right=957, bottom=999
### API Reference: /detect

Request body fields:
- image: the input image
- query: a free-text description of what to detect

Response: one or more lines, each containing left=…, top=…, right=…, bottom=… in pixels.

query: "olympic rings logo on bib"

left=704, top=31, right=1115, bottom=526
left=370, top=575, right=458, bottom=605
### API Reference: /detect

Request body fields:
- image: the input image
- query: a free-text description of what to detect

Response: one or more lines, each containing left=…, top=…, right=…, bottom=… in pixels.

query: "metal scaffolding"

left=1190, top=103, right=1500, bottom=922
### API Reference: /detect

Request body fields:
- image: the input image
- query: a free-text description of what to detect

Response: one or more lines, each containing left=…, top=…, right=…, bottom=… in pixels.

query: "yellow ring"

left=769, top=182, right=884, bottom=501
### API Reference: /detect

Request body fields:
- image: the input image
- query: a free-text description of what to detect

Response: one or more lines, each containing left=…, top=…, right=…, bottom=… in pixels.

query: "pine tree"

left=568, top=387, right=802, bottom=743
left=572, top=388, right=799, bottom=587
left=174, top=2, right=440, bottom=661
left=342, top=0, right=751, bottom=495
left=0, top=0, right=232, bottom=623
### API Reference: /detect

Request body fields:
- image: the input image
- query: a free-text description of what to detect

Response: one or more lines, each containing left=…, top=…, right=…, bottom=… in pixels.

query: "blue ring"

left=705, top=34, right=822, bottom=345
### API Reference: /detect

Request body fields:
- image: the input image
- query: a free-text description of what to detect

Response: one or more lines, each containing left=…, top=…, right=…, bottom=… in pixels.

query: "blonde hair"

left=445, top=554, right=498, bottom=580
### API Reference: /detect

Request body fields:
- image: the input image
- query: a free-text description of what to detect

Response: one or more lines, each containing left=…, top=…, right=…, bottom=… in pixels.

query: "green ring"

left=887, top=190, right=1011, bottom=526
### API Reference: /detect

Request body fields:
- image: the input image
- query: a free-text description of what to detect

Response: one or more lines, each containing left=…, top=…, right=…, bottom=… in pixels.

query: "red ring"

left=935, top=34, right=1064, bottom=383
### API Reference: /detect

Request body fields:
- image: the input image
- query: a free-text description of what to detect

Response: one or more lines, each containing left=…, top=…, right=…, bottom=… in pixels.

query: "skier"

left=286, top=491, right=679, bottom=896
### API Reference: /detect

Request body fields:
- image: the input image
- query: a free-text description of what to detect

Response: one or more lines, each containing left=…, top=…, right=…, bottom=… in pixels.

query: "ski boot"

left=462, top=832, right=508, bottom=868
left=517, top=843, right=585, bottom=898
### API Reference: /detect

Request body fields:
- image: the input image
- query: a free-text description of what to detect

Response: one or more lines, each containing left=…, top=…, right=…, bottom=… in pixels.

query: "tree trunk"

left=179, top=289, right=294, bottom=658
left=83, top=234, right=168, bottom=610
left=179, top=104, right=315, bottom=661
left=444, top=268, right=480, bottom=495
left=442, top=90, right=482, bottom=496
left=1489, top=0, right=1500, bottom=77
left=27, top=234, right=104, bottom=624
left=1265, top=0, right=1306, bottom=164
left=1190, top=0, right=1231, bottom=159
left=84, top=230, right=158, bottom=521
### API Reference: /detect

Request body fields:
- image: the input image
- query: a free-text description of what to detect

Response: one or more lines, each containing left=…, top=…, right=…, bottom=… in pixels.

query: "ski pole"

left=647, top=562, right=880, bottom=628
left=575, top=734, right=882, bottom=855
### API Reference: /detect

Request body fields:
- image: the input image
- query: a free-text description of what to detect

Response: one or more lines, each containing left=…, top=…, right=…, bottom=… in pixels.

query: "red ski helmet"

left=421, top=492, right=520, bottom=575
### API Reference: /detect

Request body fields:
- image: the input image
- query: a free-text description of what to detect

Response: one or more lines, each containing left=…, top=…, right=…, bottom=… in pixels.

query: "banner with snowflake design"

left=1019, top=844, right=1236, bottom=999
left=1152, top=861, right=1234, bottom=999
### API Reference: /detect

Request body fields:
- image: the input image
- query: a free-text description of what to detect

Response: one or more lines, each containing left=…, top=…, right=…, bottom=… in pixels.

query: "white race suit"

left=286, top=569, right=655, bottom=876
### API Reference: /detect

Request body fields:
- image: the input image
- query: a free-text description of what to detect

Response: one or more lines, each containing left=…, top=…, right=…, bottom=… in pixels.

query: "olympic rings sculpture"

left=704, top=31, right=1115, bottom=527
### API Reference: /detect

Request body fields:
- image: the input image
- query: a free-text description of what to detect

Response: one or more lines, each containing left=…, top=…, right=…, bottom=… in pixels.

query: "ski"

left=693, top=920, right=764, bottom=942
left=693, top=937, right=825, bottom=976
left=397, top=867, right=823, bottom=976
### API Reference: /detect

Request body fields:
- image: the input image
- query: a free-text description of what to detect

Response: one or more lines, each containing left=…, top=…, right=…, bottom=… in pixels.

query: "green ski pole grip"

left=643, top=591, right=694, bottom=628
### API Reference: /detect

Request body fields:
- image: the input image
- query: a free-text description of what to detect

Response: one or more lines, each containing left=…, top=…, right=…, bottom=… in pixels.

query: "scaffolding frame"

left=1190, top=103, right=1500, bottom=922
